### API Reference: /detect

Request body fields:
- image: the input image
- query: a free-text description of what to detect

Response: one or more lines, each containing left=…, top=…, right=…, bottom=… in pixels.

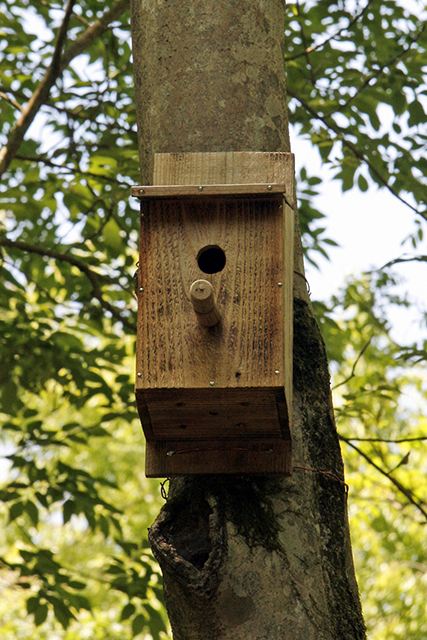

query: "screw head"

left=137, top=372, right=142, bottom=378
left=138, top=188, right=145, bottom=195
left=198, top=185, right=204, bottom=192
left=267, top=184, right=273, bottom=191
left=209, top=381, right=215, bottom=387
left=275, top=370, right=280, bottom=375
left=139, top=287, right=144, bottom=292
left=278, top=282, right=283, bottom=287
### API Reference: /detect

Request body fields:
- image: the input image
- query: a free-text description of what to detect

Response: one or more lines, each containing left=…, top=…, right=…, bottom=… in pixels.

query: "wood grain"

left=153, top=152, right=294, bottom=199
left=136, top=196, right=285, bottom=388
left=131, top=183, right=290, bottom=200
left=135, top=152, right=294, bottom=475
left=145, top=438, right=292, bottom=477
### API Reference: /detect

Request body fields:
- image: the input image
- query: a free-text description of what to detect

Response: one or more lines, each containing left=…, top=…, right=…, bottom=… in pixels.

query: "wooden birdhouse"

left=131, top=152, right=295, bottom=476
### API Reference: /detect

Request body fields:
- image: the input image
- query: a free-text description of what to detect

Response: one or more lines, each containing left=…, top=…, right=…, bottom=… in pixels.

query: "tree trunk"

left=130, top=1, right=366, bottom=638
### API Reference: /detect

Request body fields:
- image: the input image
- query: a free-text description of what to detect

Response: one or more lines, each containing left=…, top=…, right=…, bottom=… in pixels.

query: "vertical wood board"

left=153, top=152, right=295, bottom=200
left=135, top=152, right=294, bottom=475
left=136, top=196, right=286, bottom=390
left=145, top=438, right=292, bottom=477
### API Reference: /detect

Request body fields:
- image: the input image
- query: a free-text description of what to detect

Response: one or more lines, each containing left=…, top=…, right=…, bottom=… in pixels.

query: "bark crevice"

left=148, top=479, right=226, bottom=597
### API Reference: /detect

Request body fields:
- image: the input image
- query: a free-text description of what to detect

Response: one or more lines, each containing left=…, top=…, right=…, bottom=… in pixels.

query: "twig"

left=325, top=15, right=427, bottom=117
left=332, top=338, right=372, bottom=391
left=0, top=91, right=23, bottom=112
left=288, top=89, right=426, bottom=219
left=339, top=434, right=427, bottom=521
left=60, top=0, right=129, bottom=71
left=0, top=0, right=130, bottom=178
left=286, top=0, right=376, bottom=61
left=0, top=0, right=77, bottom=177
left=0, top=238, right=136, bottom=332
left=343, top=436, right=427, bottom=443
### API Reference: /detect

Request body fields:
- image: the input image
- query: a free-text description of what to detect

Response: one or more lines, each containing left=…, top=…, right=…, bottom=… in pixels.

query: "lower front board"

left=145, top=438, right=292, bottom=477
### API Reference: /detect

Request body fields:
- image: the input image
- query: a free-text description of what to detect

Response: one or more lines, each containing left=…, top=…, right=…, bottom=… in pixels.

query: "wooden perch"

left=189, top=279, right=221, bottom=327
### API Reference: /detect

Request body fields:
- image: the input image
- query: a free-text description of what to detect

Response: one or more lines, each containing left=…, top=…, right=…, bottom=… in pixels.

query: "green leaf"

left=34, top=603, right=48, bottom=626
left=24, top=500, right=39, bottom=526
left=132, top=613, right=147, bottom=637
left=358, top=174, right=369, bottom=192
left=26, top=596, right=40, bottom=615
left=9, top=501, right=24, bottom=522
left=121, top=602, right=136, bottom=621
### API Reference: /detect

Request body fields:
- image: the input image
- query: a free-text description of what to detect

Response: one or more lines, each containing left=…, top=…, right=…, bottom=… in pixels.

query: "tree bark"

left=130, top=1, right=366, bottom=638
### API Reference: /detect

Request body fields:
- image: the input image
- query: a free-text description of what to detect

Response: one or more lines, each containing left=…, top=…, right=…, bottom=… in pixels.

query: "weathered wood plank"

left=153, top=152, right=295, bottom=199
left=135, top=197, right=285, bottom=389
left=145, top=438, right=292, bottom=476
left=131, top=182, right=289, bottom=199
left=135, top=151, right=294, bottom=475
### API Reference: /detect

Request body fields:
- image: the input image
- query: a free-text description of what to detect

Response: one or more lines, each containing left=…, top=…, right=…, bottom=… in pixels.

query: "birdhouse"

left=131, top=152, right=295, bottom=477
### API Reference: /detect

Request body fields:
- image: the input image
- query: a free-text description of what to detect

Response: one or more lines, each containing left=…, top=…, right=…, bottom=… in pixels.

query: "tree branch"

left=332, top=338, right=372, bottom=391
left=60, top=0, right=129, bottom=71
left=14, top=153, right=132, bottom=186
left=0, top=238, right=136, bottom=332
left=0, top=0, right=77, bottom=177
left=381, top=254, right=427, bottom=269
left=0, top=0, right=130, bottom=179
left=288, top=89, right=426, bottom=219
left=0, top=91, right=23, bottom=112
left=339, top=434, right=427, bottom=521
left=325, top=16, right=427, bottom=118
left=343, top=436, right=427, bottom=443
left=285, top=0, right=376, bottom=61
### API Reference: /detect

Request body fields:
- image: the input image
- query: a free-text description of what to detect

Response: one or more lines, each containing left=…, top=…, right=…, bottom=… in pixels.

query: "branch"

left=0, top=238, right=136, bottom=332
left=0, top=91, right=23, bottom=112
left=285, top=0, right=376, bottom=61
left=332, top=338, right=372, bottom=391
left=343, top=436, right=427, bottom=443
left=294, top=0, right=317, bottom=87
left=325, top=16, right=427, bottom=118
left=288, top=89, right=426, bottom=219
left=14, top=153, right=132, bottom=186
left=380, top=254, right=427, bottom=269
left=0, top=0, right=77, bottom=177
left=60, top=0, right=129, bottom=70
left=339, top=434, right=427, bottom=521
left=0, top=0, right=130, bottom=179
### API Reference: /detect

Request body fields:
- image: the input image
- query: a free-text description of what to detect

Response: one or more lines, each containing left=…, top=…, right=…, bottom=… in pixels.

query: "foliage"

left=0, top=0, right=426, bottom=637
left=286, top=0, right=427, bottom=224
left=315, top=272, right=427, bottom=639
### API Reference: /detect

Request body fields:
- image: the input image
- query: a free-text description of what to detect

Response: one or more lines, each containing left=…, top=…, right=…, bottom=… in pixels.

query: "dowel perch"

left=189, top=279, right=221, bottom=327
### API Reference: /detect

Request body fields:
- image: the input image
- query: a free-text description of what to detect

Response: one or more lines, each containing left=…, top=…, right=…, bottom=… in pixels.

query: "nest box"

left=132, top=152, right=295, bottom=476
